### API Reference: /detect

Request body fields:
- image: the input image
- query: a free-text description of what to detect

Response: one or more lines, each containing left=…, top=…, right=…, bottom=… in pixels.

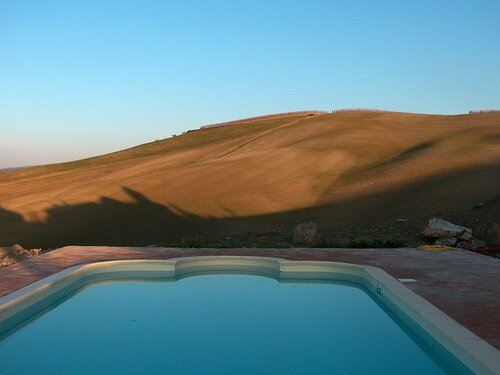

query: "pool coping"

left=0, top=255, right=499, bottom=374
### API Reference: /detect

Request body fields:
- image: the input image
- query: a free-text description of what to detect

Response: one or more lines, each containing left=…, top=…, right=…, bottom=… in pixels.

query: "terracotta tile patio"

left=1, top=246, right=499, bottom=350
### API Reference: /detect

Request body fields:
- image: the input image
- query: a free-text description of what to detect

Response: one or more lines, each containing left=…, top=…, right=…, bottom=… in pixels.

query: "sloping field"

left=1, top=111, right=499, bottom=248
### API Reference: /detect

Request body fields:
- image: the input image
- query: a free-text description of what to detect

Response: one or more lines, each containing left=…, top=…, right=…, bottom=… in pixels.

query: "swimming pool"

left=0, top=257, right=498, bottom=374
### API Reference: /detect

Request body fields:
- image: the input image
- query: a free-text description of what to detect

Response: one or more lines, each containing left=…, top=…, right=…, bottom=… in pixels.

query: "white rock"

left=459, top=230, right=473, bottom=241
left=422, top=218, right=471, bottom=239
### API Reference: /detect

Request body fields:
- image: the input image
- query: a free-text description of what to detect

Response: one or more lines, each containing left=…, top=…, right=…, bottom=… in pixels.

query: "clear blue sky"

left=1, top=0, right=499, bottom=168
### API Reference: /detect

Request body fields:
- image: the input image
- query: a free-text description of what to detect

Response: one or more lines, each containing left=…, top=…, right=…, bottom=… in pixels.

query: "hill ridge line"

left=201, top=111, right=326, bottom=130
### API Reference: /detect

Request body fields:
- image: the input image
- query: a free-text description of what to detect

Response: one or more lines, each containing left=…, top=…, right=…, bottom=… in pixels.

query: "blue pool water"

left=0, top=274, right=463, bottom=374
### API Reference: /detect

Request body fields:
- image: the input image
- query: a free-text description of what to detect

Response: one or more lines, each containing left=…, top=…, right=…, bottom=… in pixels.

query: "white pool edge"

left=0, top=256, right=498, bottom=375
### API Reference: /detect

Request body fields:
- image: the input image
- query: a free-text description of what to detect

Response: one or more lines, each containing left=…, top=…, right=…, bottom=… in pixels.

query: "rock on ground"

left=486, top=223, right=500, bottom=246
left=0, top=245, right=42, bottom=269
left=435, top=238, right=458, bottom=247
left=293, top=222, right=319, bottom=246
left=422, top=218, right=472, bottom=240
left=457, top=239, right=487, bottom=250
left=0, top=244, right=24, bottom=257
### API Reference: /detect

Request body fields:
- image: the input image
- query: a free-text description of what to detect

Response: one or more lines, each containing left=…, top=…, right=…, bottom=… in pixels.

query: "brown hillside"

left=1, top=111, right=499, bottom=248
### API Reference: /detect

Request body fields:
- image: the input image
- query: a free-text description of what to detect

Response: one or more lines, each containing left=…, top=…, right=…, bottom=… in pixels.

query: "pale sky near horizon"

left=1, top=0, right=500, bottom=168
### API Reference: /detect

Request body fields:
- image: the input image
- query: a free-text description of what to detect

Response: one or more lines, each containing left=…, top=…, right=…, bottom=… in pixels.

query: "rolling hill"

left=1, top=110, right=499, bottom=249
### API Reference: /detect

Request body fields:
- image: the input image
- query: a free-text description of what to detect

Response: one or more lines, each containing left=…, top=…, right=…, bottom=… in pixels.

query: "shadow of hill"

left=0, top=160, right=499, bottom=249
left=0, top=206, right=26, bottom=242
left=0, top=187, right=210, bottom=248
